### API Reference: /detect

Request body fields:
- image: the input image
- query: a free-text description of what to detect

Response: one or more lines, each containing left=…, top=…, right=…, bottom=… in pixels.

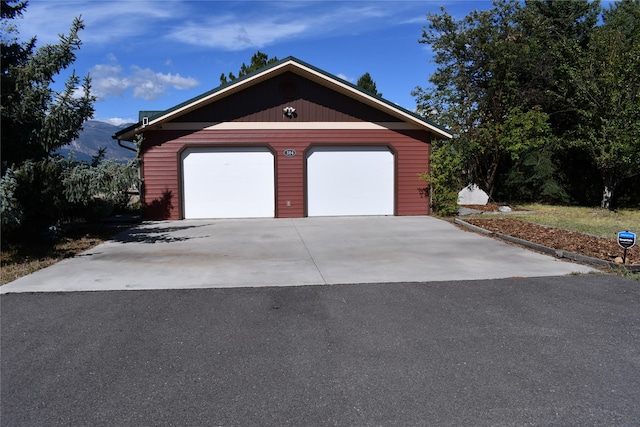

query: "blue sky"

left=18, top=0, right=494, bottom=125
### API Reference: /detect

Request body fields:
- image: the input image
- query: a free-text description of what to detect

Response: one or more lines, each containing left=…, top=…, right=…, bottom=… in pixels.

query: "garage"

left=307, top=147, right=394, bottom=216
left=181, top=147, right=275, bottom=219
left=115, top=57, right=452, bottom=220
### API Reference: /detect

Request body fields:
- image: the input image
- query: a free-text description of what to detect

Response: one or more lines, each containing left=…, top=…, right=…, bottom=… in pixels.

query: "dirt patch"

left=1, top=224, right=130, bottom=285
left=463, top=217, right=638, bottom=265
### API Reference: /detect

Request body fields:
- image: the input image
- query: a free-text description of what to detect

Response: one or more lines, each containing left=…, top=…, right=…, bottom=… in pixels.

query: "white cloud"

left=18, top=0, right=185, bottom=46
left=169, top=15, right=308, bottom=51
left=401, top=15, right=429, bottom=25
left=336, top=73, right=355, bottom=84
left=72, top=85, right=89, bottom=99
left=165, top=2, right=417, bottom=51
left=91, top=63, right=128, bottom=98
left=129, top=66, right=200, bottom=100
left=19, top=1, right=423, bottom=52
left=90, top=59, right=200, bottom=101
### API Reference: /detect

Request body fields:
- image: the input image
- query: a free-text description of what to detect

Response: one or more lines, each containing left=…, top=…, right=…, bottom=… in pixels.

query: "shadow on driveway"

left=114, top=223, right=209, bottom=244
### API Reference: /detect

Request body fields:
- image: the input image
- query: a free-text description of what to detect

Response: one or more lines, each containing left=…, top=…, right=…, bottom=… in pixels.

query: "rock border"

left=454, top=218, right=640, bottom=272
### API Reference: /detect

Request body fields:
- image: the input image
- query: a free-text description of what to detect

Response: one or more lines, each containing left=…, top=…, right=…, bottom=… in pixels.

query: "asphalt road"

left=2, top=275, right=639, bottom=426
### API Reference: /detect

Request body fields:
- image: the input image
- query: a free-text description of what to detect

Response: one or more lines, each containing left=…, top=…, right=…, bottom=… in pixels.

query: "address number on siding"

left=284, top=149, right=297, bottom=157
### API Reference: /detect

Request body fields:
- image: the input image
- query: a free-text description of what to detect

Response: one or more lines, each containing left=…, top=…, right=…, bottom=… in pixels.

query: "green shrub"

left=62, top=157, right=139, bottom=213
left=422, top=142, right=463, bottom=216
left=0, top=168, right=23, bottom=232
left=1, top=156, right=139, bottom=239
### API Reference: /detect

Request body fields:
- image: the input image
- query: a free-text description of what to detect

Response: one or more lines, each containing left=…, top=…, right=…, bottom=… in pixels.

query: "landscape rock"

left=458, top=184, right=489, bottom=205
left=457, top=207, right=483, bottom=216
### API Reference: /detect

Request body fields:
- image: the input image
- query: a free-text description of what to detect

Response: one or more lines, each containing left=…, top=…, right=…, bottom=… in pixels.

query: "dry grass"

left=503, top=204, right=640, bottom=239
left=1, top=225, right=127, bottom=285
left=493, top=204, right=640, bottom=280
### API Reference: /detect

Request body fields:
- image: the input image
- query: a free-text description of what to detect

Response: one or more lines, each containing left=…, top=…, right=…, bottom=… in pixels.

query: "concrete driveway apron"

left=0, top=216, right=596, bottom=293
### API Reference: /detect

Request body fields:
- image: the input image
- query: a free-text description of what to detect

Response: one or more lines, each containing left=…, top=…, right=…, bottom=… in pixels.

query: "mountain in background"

left=57, top=120, right=137, bottom=163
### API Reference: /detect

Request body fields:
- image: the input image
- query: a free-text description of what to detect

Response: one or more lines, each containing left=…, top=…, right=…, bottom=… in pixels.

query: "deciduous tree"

left=414, top=0, right=636, bottom=209
left=561, top=0, right=640, bottom=209
left=414, top=0, right=554, bottom=198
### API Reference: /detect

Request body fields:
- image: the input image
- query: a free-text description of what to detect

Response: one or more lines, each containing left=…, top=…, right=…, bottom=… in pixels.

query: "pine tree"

left=219, top=51, right=279, bottom=84
left=356, top=72, right=382, bottom=97
left=1, top=0, right=98, bottom=234
left=1, top=0, right=95, bottom=170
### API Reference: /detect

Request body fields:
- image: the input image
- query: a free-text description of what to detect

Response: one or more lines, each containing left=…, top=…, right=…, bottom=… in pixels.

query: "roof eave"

left=113, top=122, right=143, bottom=142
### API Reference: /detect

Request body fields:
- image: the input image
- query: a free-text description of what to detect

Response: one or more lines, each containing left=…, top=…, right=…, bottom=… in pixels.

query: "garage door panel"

left=182, top=148, right=274, bottom=219
left=307, top=147, right=394, bottom=216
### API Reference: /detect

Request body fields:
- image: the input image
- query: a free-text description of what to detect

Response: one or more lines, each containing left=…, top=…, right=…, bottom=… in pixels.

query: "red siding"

left=140, top=129, right=431, bottom=220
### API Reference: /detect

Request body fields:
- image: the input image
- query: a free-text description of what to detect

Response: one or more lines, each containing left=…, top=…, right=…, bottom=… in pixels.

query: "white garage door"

left=182, top=147, right=274, bottom=219
left=307, top=147, right=394, bottom=216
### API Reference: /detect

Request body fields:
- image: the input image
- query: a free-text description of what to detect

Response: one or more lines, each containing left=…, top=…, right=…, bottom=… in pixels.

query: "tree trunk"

left=485, top=152, right=500, bottom=199
left=601, top=182, right=615, bottom=210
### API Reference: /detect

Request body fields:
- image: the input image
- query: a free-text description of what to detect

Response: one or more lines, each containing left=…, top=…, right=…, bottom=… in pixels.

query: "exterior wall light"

left=283, top=106, right=297, bottom=118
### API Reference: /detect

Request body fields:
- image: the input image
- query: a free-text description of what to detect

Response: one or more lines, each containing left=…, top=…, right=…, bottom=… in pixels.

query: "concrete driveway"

left=1, top=216, right=595, bottom=293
